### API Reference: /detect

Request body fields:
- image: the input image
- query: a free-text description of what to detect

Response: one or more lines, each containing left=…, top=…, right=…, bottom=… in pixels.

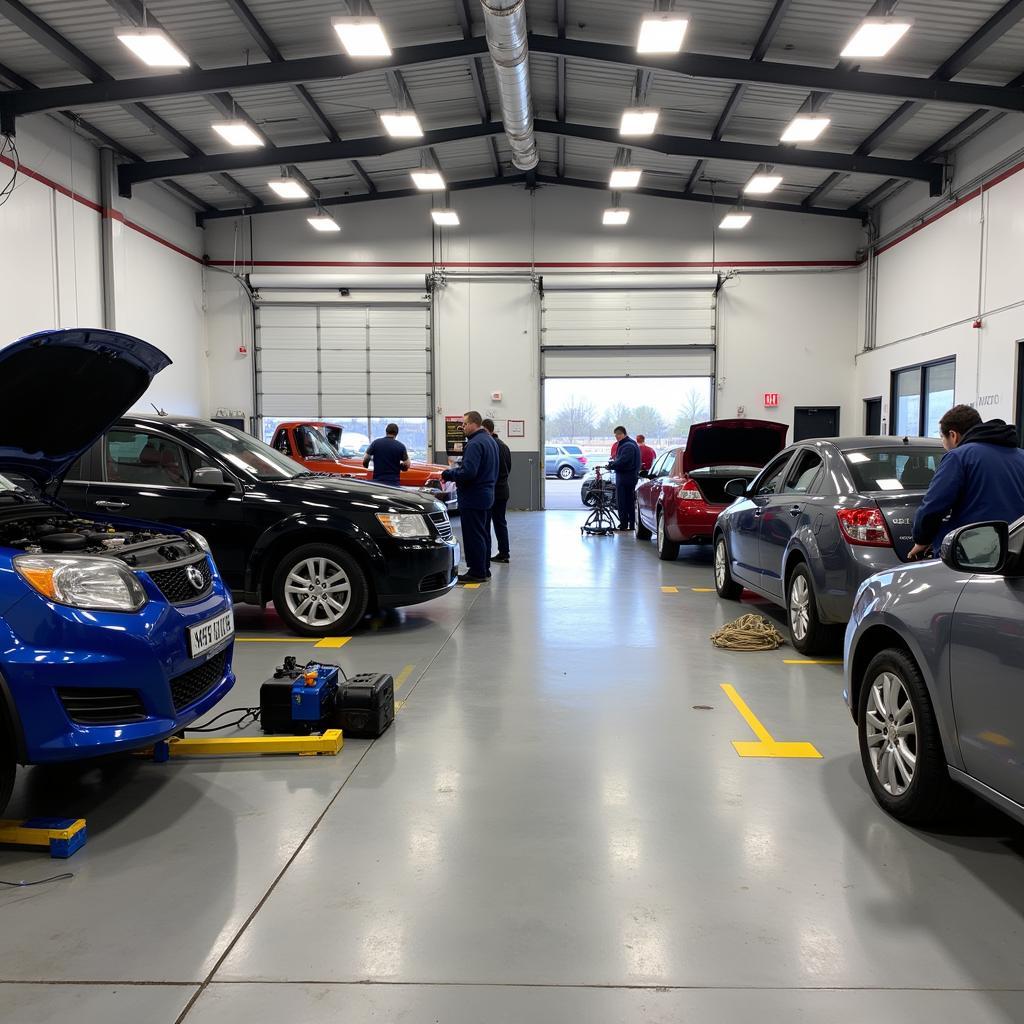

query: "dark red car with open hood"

left=634, top=418, right=788, bottom=560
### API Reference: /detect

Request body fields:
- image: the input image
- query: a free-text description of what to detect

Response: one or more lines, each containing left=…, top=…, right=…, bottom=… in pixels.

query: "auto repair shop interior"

left=2, top=1, right=1024, bottom=1022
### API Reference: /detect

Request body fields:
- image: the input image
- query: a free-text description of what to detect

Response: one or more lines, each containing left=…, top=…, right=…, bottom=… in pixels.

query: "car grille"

left=419, top=570, right=452, bottom=593
left=170, top=651, right=228, bottom=712
left=58, top=688, right=146, bottom=725
left=429, top=510, right=454, bottom=541
left=147, top=557, right=213, bottom=604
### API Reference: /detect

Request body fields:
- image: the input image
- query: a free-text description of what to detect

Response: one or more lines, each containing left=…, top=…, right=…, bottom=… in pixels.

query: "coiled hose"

left=711, top=614, right=786, bottom=651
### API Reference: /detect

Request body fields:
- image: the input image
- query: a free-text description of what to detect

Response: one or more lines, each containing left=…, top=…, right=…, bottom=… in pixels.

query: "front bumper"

left=1, top=571, right=235, bottom=765
left=374, top=539, right=460, bottom=607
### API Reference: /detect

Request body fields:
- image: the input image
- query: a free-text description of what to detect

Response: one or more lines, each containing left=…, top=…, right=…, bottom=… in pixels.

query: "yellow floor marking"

left=783, top=659, right=843, bottom=666
left=720, top=683, right=822, bottom=759
left=661, top=586, right=679, bottom=593
left=395, top=664, right=415, bottom=690
left=460, top=582, right=482, bottom=589
left=314, top=636, right=352, bottom=649
left=692, top=588, right=715, bottom=593
left=394, top=699, right=406, bottom=713
left=236, top=637, right=320, bottom=643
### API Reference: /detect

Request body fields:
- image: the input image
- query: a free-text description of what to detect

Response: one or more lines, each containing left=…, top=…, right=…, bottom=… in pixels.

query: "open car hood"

left=0, top=328, right=171, bottom=484
left=682, top=418, right=789, bottom=475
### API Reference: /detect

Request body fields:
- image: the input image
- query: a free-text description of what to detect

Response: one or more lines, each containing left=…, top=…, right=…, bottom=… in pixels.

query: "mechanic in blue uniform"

left=442, top=410, right=499, bottom=582
left=363, top=423, right=410, bottom=486
left=606, top=426, right=641, bottom=531
left=910, top=404, right=1024, bottom=558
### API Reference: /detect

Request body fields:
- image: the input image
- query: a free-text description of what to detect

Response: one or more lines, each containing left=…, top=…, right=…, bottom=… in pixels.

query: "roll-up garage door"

left=255, top=303, right=431, bottom=420
left=541, top=278, right=716, bottom=379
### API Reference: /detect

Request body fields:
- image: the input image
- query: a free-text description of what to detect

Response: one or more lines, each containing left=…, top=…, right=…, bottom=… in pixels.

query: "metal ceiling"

left=0, top=0, right=1021, bottom=223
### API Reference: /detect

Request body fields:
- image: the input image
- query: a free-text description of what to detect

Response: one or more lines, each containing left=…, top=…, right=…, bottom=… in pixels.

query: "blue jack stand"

left=0, top=817, right=88, bottom=859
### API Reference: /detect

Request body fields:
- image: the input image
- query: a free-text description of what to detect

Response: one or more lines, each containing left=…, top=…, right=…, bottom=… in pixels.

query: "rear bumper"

left=671, top=501, right=726, bottom=542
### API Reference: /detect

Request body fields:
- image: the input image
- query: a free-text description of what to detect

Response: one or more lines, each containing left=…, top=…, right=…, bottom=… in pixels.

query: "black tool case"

left=335, top=672, right=395, bottom=738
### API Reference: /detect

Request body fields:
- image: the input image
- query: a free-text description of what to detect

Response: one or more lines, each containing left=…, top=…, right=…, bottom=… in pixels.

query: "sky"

left=545, top=376, right=712, bottom=419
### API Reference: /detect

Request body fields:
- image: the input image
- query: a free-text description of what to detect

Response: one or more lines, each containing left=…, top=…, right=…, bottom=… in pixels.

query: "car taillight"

left=580, top=456, right=588, bottom=464
left=677, top=478, right=701, bottom=501
left=836, top=507, right=892, bottom=547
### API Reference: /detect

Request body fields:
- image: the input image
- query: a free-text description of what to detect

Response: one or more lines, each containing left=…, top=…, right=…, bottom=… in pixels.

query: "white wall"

left=204, top=185, right=865, bottom=450
left=0, top=116, right=207, bottom=415
left=856, top=117, right=1024, bottom=432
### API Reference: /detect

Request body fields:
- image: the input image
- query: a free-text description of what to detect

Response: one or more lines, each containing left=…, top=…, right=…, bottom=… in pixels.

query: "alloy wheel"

left=864, top=671, right=917, bottom=796
left=715, top=541, right=727, bottom=589
left=283, top=556, right=351, bottom=627
left=789, top=574, right=810, bottom=641
left=657, top=512, right=664, bottom=547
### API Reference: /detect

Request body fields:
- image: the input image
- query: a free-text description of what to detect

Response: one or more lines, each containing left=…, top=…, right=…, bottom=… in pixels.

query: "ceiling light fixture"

left=602, top=207, right=630, bottom=226
left=744, top=173, right=783, bottom=194
left=267, top=178, right=309, bottom=199
left=609, top=167, right=642, bottom=189
left=211, top=121, right=264, bottom=147
left=841, top=16, right=912, bottom=58
left=380, top=111, right=423, bottom=138
left=780, top=115, right=830, bottom=143
left=332, top=16, right=391, bottom=57
left=636, top=14, right=688, bottom=54
left=116, top=28, right=189, bottom=67
left=719, top=208, right=751, bottom=230
left=431, top=209, right=460, bottom=226
left=620, top=108, right=660, bottom=136
left=411, top=169, right=446, bottom=190
left=308, top=215, right=341, bottom=232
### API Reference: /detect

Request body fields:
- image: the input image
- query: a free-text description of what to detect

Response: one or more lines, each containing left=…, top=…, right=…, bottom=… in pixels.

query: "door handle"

left=753, top=508, right=764, bottom=518
left=789, top=504, right=802, bottom=517
left=94, top=499, right=130, bottom=509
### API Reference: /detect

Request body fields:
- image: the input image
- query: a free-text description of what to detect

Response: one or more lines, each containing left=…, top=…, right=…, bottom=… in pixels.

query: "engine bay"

left=0, top=513, right=197, bottom=569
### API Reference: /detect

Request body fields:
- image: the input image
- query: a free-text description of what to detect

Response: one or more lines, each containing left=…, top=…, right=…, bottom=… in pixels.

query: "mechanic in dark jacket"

left=606, top=426, right=642, bottom=531
left=483, top=418, right=513, bottom=563
left=442, top=410, right=499, bottom=582
left=910, top=405, right=1024, bottom=558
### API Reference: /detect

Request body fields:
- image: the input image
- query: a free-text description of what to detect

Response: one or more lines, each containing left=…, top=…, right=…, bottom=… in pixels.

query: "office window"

left=891, top=358, right=955, bottom=438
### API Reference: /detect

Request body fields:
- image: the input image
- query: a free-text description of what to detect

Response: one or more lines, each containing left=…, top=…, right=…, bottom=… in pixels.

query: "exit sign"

left=764, top=392, right=780, bottom=408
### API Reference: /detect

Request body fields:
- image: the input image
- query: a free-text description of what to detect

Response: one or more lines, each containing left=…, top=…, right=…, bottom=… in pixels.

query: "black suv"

left=58, top=417, right=459, bottom=636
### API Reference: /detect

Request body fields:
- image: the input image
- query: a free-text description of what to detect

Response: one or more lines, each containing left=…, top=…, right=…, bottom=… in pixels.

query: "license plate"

left=187, top=609, right=235, bottom=659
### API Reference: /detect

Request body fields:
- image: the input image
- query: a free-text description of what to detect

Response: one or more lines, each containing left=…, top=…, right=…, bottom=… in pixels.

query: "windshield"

left=845, top=447, right=942, bottom=492
left=0, top=473, right=36, bottom=502
left=191, top=423, right=307, bottom=480
left=295, top=425, right=341, bottom=461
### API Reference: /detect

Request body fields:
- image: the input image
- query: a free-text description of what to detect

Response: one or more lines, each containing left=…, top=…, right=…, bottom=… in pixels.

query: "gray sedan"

left=713, top=437, right=944, bottom=654
left=844, top=517, right=1024, bottom=826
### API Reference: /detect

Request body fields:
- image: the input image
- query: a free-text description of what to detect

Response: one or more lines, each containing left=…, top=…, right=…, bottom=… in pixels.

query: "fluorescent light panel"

left=620, top=107, right=659, bottom=136
left=602, top=207, right=630, bottom=226
left=636, top=14, right=688, bottom=54
left=411, top=169, right=445, bottom=190
left=719, top=210, right=751, bottom=230
left=780, top=115, right=830, bottom=143
left=308, top=215, right=341, bottom=232
left=116, top=28, right=189, bottom=67
left=609, top=167, right=642, bottom=189
left=841, top=17, right=912, bottom=58
left=380, top=111, right=423, bottom=138
left=744, top=173, right=783, bottom=194
left=267, top=179, right=309, bottom=199
left=332, top=16, right=391, bottom=56
left=212, top=121, right=263, bottom=147
left=431, top=209, right=460, bottom=226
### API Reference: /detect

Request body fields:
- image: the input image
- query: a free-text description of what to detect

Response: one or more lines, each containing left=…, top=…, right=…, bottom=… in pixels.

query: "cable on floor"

left=0, top=873, right=73, bottom=888
left=185, top=706, right=261, bottom=733
left=711, top=614, right=786, bottom=651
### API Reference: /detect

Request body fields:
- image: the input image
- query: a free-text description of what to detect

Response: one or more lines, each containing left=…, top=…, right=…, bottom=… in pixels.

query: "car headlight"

left=186, top=530, right=211, bottom=553
left=14, top=555, right=148, bottom=612
left=376, top=513, right=430, bottom=539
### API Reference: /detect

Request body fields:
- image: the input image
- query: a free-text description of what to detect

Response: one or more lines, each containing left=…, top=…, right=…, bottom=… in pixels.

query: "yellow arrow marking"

left=661, top=586, right=679, bottom=593
left=720, top=683, right=822, bottom=759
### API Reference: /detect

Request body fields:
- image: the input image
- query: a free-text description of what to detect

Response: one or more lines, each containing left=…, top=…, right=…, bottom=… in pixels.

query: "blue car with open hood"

left=0, top=329, right=235, bottom=814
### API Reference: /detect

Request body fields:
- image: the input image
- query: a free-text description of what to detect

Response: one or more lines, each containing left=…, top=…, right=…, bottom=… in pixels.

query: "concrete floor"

left=2, top=511, right=1024, bottom=1023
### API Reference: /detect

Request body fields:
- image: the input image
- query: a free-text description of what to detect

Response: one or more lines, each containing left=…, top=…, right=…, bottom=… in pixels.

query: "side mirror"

left=638, top=470, right=650, bottom=479
left=724, top=478, right=749, bottom=499
left=192, top=466, right=234, bottom=492
left=940, top=521, right=1009, bottom=574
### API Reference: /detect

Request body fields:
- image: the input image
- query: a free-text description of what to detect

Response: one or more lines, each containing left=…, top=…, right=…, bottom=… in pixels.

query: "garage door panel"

left=262, top=393, right=319, bottom=416
left=320, top=328, right=366, bottom=349
left=321, top=396, right=369, bottom=417
left=320, top=371, right=368, bottom=394
left=260, top=370, right=319, bottom=394
left=321, top=350, right=367, bottom=373
left=258, top=306, right=318, bottom=329
left=369, top=371, right=427, bottom=392
left=369, top=394, right=427, bottom=417
left=259, top=349, right=317, bottom=372
left=319, top=308, right=368, bottom=328
left=543, top=348, right=714, bottom=377
left=259, top=327, right=318, bottom=349
left=369, top=349, right=429, bottom=372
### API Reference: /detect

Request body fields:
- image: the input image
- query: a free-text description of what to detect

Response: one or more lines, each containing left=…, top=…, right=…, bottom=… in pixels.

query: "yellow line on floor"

left=314, top=636, right=352, bottom=649
left=661, top=586, right=679, bottom=593
left=395, top=664, right=415, bottom=690
left=783, top=659, right=843, bottom=666
left=235, top=637, right=320, bottom=643
left=720, top=683, right=822, bottom=759
left=460, top=583, right=482, bottom=589
left=692, top=588, right=715, bottom=593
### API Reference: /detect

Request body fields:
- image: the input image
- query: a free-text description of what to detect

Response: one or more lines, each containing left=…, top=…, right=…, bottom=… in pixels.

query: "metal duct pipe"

left=480, top=0, right=538, bottom=171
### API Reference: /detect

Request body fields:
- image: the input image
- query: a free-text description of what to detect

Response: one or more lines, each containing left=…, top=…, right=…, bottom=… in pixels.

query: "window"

left=844, top=446, right=942, bottom=492
left=294, top=426, right=337, bottom=460
left=190, top=423, right=304, bottom=480
left=784, top=450, right=824, bottom=495
left=891, top=358, right=955, bottom=438
left=754, top=454, right=792, bottom=496
left=273, top=430, right=292, bottom=456
left=545, top=446, right=558, bottom=456
left=651, top=451, right=674, bottom=477
left=105, top=429, right=190, bottom=487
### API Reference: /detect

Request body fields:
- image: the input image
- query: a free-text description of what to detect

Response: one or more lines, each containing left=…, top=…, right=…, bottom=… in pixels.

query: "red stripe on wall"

left=1, top=153, right=203, bottom=264
left=207, top=258, right=861, bottom=269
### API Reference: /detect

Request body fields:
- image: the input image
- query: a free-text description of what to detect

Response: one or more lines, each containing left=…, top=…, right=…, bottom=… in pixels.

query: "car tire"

left=558, top=465, right=575, bottom=481
left=656, top=509, right=680, bottom=561
left=857, top=648, right=952, bottom=825
left=635, top=500, right=652, bottom=540
left=272, top=543, right=369, bottom=637
left=0, top=729, right=14, bottom=817
left=787, top=563, right=839, bottom=655
left=714, top=534, right=742, bottom=600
